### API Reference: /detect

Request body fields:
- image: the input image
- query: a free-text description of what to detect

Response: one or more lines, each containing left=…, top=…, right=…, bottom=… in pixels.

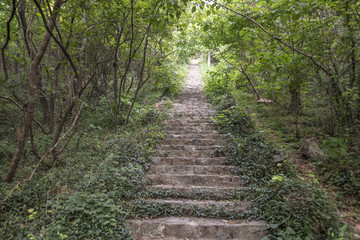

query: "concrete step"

left=157, top=149, right=225, bottom=158
left=148, top=184, right=246, bottom=195
left=126, top=217, right=267, bottom=240
left=163, top=138, right=226, bottom=146
left=148, top=165, right=236, bottom=175
left=148, top=174, right=242, bottom=187
left=152, top=157, right=227, bottom=166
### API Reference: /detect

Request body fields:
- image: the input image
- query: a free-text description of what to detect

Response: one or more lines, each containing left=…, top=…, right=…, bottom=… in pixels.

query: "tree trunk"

left=5, top=0, right=63, bottom=183
left=289, top=78, right=302, bottom=116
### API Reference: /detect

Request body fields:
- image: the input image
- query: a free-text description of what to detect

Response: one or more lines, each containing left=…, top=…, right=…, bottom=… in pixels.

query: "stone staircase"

left=126, top=60, right=267, bottom=239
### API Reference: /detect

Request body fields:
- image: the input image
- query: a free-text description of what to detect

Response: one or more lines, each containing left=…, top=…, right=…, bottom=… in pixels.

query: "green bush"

left=202, top=67, right=351, bottom=239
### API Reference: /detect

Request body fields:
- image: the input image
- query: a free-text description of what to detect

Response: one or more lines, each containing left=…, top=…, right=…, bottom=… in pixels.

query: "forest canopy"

left=0, top=0, right=359, bottom=239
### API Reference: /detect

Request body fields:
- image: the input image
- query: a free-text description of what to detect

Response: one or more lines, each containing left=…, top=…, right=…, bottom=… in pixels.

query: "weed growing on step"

left=128, top=200, right=247, bottom=220
left=203, top=71, right=351, bottom=239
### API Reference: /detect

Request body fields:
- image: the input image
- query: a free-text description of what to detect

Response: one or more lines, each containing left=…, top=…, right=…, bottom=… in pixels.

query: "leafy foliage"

left=203, top=69, right=351, bottom=239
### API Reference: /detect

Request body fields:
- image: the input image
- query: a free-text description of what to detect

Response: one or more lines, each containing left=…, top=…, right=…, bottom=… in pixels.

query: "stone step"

left=165, top=125, right=216, bottom=132
left=148, top=184, right=246, bottom=195
left=139, top=199, right=252, bottom=213
left=170, top=113, right=215, bottom=118
left=157, top=149, right=225, bottom=158
left=148, top=174, right=242, bottom=187
left=172, top=103, right=210, bottom=106
left=165, top=119, right=214, bottom=124
left=166, top=130, right=219, bottom=135
left=176, top=96, right=207, bottom=99
left=170, top=109, right=212, bottom=113
left=171, top=110, right=214, bottom=114
left=126, top=217, right=267, bottom=240
left=165, top=133, right=224, bottom=140
left=173, top=101, right=211, bottom=105
left=166, top=120, right=216, bottom=127
left=160, top=145, right=225, bottom=151
left=148, top=165, right=236, bottom=175
left=152, top=157, right=227, bottom=165
left=163, top=138, right=226, bottom=146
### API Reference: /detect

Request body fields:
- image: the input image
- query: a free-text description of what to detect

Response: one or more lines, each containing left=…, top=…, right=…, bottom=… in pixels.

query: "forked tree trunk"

left=5, top=0, right=63, bottom=183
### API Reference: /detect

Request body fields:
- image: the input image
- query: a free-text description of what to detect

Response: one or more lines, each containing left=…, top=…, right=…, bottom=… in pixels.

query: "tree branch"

left=0, top=96, right=48, bottom=134
left=32, top=0, right=79, bottom=81
left=1, top=0, right=17, bottom=81
left=1, top=103, right=84, bottom=205
left=211, top=0, right=333, bottom=77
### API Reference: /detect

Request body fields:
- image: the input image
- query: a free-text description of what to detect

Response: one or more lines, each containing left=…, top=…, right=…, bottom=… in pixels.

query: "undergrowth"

left=202, top=65, right=352, bottom=240
left=0, top=109, right=166, bottom=239
left=0, top=60, right=188, bottom=239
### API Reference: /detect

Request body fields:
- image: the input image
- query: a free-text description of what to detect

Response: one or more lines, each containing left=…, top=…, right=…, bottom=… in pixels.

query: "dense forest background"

left=0, top=0, right=359, bottom=239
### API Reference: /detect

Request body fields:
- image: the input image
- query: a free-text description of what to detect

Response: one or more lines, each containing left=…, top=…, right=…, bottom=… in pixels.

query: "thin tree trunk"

left=5, top=0, right=63, bottom=183
left=1, top=0, right=17, bottom=81
left=125, top=27, right=151, bottom=125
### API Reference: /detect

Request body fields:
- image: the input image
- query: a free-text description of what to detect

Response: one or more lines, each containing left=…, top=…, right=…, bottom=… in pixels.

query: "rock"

left=257, top=98, right=273, bottom=104
left=301, top=138, right=324, bottom=160
left=273, top=155, right=285, bottom=163
left=354, top=224, right=360, bottom=234
left=153, top=99, right=170, bottom=110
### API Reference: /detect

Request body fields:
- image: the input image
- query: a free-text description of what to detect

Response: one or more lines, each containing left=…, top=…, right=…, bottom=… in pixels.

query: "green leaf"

left=192, top=6, right=196, bottom=13
left=286, top=226, right=296, bottom=235
left=269, top=223, right=279, bottom=229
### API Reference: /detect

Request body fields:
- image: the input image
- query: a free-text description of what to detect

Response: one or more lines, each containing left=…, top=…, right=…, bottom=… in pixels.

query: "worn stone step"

left=163, top=138, right=226, bottom=146
left=165, top=133, right=224, bottom=140
left=165, top=119, right=214, bottom=124
left=175, top=97, right=208, bottom=101
left=165, top=122, right=215, bottom=128
left=166, top=130, right=219, bottom=135
left=148, top=184, right=246, bottom=195
left=148, top=165, right=236, bottom=175
left=140, top=199, right=252, bottom=212
left=160, top=145, right=225, bottom=151
left=127, top=217, right=267, bottom=240
left=171, top=110, right=214, bottom=113
left=165, top=125, right=216, bottom=132
left=172, top=105, right=211, bottom=109
left=173, top=101, right=211, bottom=104
left=148, top=174, right=242, bottom=187
left=171, top=113, right=215, bottom=118
left=157, top=149, right=225, bottom=158
left=174, top=100, right=209, bottom=103
left=152, top=157, right=227, bottom=166
left=171, top=109, right=210, bottom=112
